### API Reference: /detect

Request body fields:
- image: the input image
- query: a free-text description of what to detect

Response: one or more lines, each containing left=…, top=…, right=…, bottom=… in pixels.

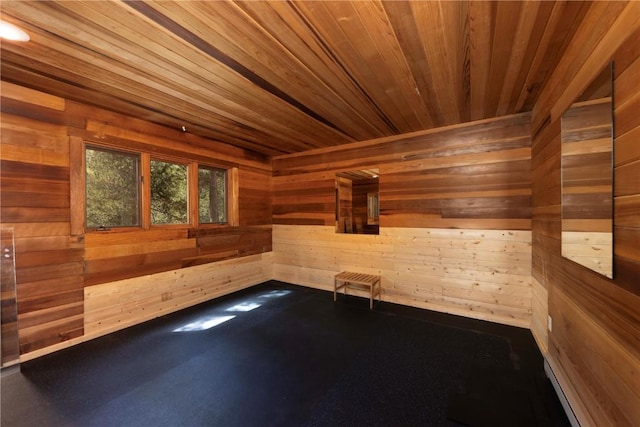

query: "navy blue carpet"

left=1, top=281, right=570, bottom=427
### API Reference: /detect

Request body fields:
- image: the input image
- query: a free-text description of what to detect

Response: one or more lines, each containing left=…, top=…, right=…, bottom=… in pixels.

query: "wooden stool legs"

left=334, top=271, right=381, bottom=309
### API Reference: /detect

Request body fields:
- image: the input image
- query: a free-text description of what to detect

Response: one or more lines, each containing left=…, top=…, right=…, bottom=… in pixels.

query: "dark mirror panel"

left=561, top=63, right=613, bottom=278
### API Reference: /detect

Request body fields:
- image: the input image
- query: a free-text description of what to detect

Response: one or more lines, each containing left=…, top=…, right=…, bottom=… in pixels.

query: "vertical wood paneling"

left=531, top=4, right=640, bottom=426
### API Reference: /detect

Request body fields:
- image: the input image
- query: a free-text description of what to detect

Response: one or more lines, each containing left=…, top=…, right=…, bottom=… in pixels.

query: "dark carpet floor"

left=1, top=280, right=570, bottom=427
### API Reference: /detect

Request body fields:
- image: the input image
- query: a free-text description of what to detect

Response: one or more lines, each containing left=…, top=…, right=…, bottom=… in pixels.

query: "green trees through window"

left=151, top=160, right=188, bottom=225
left=85, top=147, right=140, bottom=228
left=199, top=166, right=227, bottom=224
left=85, top=145, right=228, bottom=229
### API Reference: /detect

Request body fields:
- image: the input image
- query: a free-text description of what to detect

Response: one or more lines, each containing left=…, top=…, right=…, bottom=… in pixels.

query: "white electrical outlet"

left=548, top=315, right=553, bottom=332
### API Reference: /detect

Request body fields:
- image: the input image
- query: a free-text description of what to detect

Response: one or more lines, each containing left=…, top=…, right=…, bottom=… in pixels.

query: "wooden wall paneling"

left=1, top=81, right=66, bottom=111
left=2, top=82, right=274, bottom=358
left=0, top=228, right=20, bottom=367
left=17, top=311, right=84, bottom=356
left=560, top=99, right=613, bottom=276
left=273, top=111, right=531, bottom=174
left=0, top=90, right=87, bottom=355
left=67, top=102, right=271, bottom=166
left=613, top=51, right=640, bottom=287
left=83, top=253, right=272, bottom=340
left=238, top=168, right=272, bottom=226
left=273, top=113, right=532, bottom=231
left=549, top=284, right=640, bottom=427
left=273, top=225, right=531, bottom=328
left=83, top=228, right=196, bottom=286
left=336, top=176, right=352, bottom=233
left=75, top=110, right=272, bottom=284
left=530, top=277, right=548, bottom=354
left=272, top=112, right=534, bottom=330
left=184, top=226, right=272, bottom=267
left=352, top=178, right=378, bottom=234
left=531, top=4, right=640, bottom=426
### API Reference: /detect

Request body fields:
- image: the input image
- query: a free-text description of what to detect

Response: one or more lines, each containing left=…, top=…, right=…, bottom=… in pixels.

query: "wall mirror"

left=561, top=62, right=613, bottom=278
left=336, top=169, right=379, bottom=235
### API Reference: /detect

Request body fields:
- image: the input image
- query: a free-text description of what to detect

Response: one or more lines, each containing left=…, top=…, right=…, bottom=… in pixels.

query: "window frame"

left=197, top=164, right=228, bottom=226
left=149, top=155, right=191, bottom=228
left=72, top=139, right=238, bottom=234
left=83, top=144, right=142, bottom=231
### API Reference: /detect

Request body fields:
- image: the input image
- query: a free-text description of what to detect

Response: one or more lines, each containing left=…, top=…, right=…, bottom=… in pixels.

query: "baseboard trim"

left=544, top=357, right=581, bottom=427
left=1, top=363, right=20, bottom=378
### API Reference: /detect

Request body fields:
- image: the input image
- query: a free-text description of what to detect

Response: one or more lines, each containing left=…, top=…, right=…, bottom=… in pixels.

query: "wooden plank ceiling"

left=0, top=1, right=591, bottom=157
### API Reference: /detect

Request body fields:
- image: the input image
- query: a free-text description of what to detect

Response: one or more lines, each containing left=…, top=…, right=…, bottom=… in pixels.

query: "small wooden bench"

left=334, top=271, right=381, bottom=309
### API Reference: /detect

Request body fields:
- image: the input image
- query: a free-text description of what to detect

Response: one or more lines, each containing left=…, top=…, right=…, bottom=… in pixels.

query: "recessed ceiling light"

left=0, top=20, right=30, bottom=42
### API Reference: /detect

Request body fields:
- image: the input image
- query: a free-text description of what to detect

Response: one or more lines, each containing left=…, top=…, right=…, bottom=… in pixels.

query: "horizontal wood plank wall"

left=1, top=82, right=273, bottom=357
left=19, top=253, right=273, bottom=362
left=0, top=228, right=20, bottom=366
left=273, top=225, right=531, bottom=327
left=0, top=93, right=86, bottom=354
left=352, top=178, right=378, bottom=234
left=273, top=112, right=532, bottom=231
left=272, top=113, right=532, bottom=327
left=531, top=3, right=640, bottom=426
left=561, top=99, right=613, bottom=276
left=84, top=253, right=272, bottom=340
left=530, top=277, right=548, bottom=354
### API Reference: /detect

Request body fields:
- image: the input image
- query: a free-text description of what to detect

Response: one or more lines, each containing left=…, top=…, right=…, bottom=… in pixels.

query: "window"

left=80, top=143, right=234, bottom=231
left=151, top=160, right=188, bottom=225
left=199, top=166, right=227, bottom=224
left=85, top=146, right=140, bottom=228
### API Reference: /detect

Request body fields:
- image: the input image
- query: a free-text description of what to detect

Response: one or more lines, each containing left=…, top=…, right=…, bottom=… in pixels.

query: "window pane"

left=198, top=166, right=227, bottom=224
left=85, top=147, right=140, bottom=228
left=151, top=160, right=188, bottom=224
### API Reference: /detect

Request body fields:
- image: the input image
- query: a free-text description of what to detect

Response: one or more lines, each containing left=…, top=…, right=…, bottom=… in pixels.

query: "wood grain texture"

left=0, top=0, right=594, bottom=156
left=1, top=83, right=273, bottom=356
left=0, top=94, right=85, bottom=355
left=0, top=229, right=20, bottom=367
left=530, top=277, right=548, bottom=354
left=560, top=98, right=613, bottom=277
left=84, top=253, right=272, bottom=339
left=274, top=225, right=531, bottom=328
left=532, top=4, right=640, bottom=426
left=273, top=113, right=531, bottom=230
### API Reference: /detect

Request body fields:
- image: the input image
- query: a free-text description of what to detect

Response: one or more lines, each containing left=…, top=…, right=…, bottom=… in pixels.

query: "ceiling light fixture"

left=0, top=20, right=30, bottom=42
